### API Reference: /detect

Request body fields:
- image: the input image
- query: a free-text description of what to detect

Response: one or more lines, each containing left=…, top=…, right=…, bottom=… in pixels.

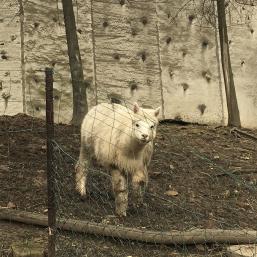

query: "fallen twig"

left=231, top=128, right=257, bottom=141
left=217, top=168, right=257, bottom=176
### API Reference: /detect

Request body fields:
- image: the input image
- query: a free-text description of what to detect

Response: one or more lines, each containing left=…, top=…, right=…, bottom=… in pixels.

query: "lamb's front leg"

left=111, top=169, right=128, bottom=217
left=131, top=169, right=148, bottom=207
left=75, top=144, right=89, bottom=199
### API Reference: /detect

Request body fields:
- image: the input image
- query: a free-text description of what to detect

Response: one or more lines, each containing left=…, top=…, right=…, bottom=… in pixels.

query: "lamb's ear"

left=133, top=102, right=140, bottom=113
left=154, top=106, right=161, bottom=117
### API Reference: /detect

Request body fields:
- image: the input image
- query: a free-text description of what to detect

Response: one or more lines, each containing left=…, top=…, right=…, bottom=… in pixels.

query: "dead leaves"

left=0, top=201, right=16, bottom=209
left=7, top=201, right=16, bottom=208
left=164, top=190, right=179, bottom=197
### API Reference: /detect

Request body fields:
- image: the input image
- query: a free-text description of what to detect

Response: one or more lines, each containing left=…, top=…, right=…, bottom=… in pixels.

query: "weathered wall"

left=91, top=0, right=162, bottom=110
left=23, top=0, right=95, bottom=123
left=2, top=0, right=257, bottom=128
left=157, top=1, right=225, bottom=124
left=0, top=2, right=22, bottom=116
left=22, top=0, right=163, bottom=122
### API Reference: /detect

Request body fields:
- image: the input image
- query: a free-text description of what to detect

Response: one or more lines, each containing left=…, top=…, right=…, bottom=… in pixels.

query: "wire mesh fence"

left=52, top=106, right=257, bottom=256
left=1, top=67, right=257, bottom=257
left=1, top=0, right=257, bottom=255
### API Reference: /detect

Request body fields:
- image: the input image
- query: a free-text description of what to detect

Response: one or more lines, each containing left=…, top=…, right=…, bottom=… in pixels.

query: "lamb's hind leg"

left=111, top=169, right=128, bottom=217
left=75, top=144, right=89, bottom=199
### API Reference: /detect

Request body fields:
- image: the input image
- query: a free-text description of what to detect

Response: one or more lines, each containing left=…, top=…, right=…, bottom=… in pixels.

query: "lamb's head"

left=131, top=103, right=160, bottom=144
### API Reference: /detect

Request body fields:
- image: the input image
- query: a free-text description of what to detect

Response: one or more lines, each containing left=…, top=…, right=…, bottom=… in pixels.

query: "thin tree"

left=217, top=0, right=241, bottom=127
left=61, top=0, right=88, bottom=125
left=18, top=0, right=26, bottom=113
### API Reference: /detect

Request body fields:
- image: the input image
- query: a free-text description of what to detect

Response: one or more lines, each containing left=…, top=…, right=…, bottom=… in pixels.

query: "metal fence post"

left=45, top=67, right=56, bottom=257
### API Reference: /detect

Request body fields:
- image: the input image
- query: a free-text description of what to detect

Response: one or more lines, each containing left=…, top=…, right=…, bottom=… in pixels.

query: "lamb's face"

left=133, top=118, right=158, bottom=144
left=132, top=103, right=160, bottom=144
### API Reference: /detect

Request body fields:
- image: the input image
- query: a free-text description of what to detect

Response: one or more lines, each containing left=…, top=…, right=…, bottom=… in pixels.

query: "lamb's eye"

left=135, top=123, right=139, bottom=127
left=150, top=125, right=154, bottom=129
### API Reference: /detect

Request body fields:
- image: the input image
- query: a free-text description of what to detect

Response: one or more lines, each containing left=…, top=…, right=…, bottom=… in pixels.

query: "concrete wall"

left=0, top=2, right=22, bottom=115
left=157, top=0, right=225, bottom=124
left=23, top=0, right=95, bottom=123
left=91, top=0, right=162, bottom=110
left=1, top=0, right=257, bottom=128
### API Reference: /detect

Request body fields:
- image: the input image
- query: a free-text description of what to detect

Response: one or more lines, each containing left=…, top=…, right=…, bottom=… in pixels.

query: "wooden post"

left=45, top=68, right=56, bottom=257
left=61, top=0, right=88, bottom=125
left=217, top=0, right=241, bottom=127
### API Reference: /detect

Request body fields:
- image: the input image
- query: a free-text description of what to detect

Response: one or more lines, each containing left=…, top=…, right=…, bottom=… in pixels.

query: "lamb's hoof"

left=132, top=203, right=142, bottom=210
left=76, top=186, right=87, bottom=200
left=131, top=198, right=144, bottom=208
left=76, top=190, right=87, bottom=201
left=79, top=194, right=87, bottom=201
left=116, top=209, right=127, bottom=217
left=131, top=199, right=147, bottom=211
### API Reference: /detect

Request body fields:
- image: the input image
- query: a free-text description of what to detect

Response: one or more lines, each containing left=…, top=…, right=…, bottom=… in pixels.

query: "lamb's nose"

left=142, top=134, right=148, bottom=139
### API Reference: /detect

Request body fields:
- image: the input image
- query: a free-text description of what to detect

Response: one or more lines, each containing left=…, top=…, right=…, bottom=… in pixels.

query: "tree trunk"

left=18, top=0, right=26, bottom=113
left=217, top=0, right=241, bottom=127
left=61, top=0, right=88, bottom=125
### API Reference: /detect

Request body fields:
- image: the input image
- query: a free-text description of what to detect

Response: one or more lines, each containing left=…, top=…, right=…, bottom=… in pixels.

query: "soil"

left=1, top=113, right=257, bottom=257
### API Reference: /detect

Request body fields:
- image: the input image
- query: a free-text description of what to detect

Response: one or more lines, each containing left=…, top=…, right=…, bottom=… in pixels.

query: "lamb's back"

left=81, top=103, right=133, bottom=165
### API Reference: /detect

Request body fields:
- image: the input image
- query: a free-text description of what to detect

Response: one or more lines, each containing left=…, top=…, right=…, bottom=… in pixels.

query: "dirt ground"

left=1, top=113, right=257, bottom=257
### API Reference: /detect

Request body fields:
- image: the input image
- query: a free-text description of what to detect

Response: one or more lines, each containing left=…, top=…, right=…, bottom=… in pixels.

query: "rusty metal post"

left=45, top=67, right=56, bottom=257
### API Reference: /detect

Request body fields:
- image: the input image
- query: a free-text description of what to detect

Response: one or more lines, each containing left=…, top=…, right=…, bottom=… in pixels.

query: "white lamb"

left=75, top=102, right=160, bottom=216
